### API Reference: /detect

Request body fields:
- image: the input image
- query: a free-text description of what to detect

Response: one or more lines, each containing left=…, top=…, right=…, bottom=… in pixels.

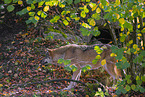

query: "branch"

left=88, top=78, right=108, bottom=89
left=11, top=78, right=87, bottom=87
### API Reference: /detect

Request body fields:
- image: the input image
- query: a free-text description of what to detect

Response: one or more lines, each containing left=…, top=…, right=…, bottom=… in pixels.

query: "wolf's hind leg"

left=63, top=68, right=82, bottom=90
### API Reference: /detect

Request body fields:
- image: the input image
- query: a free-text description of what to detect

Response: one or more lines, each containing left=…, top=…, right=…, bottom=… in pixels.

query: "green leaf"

left=61, top=11, right=70, bottom=15
left=94, top=46, right=100, bottom=51
left=123, top=21, right=133, bottom=31
left=80, top=27, right=90, bottom=36
left=37, top=11, right=42, bottom=16
left=119, top=80, right=126, bottom=86
left=38, top=1, right=45, bottom=7
left=125, top=75, right=131, bottom=80
left=133, top=54, right=143, bottom=63
left=142, top=63, right=145, bottom=67
left=84, top=6, right=89, bottom=13
left=31, top=19, right=37, bottom=24
left=92, top=59, right=98, bottom=64
left=139, top=86, right=145, bottom=93
left=63, top=20, right=69, bottom=25
left=13, top=0, right=19, bottom=3
left=122, top=88, right=127, bottom=94
left=85, top=65, right=92, bottom=69
left=141, top=75, right=145, bottom=82
left=100, top=0, right=107, bottom=6
left=28, top=12, right=35, bottom=16
left=50, top=15, right=60, bottom=23
left=115, top=54, right=123, bottom=61
left=120, top=34, right=126, bottom=42
left=141, top=51, right=145, bottom=56
left=136, top=76, right=140, bottom=80
left=136, top=80, right=142, bottom=85
left=7, top=5, right=15, bottom=12
left=4, top=0, right=12, bottom=4
left=70, top=65, right=77, bottom=72
left=74, top=0, right=80, bottom=4
left=125, top=85, right=131, bottom=91
left=115, top=89, right=121, bottom=95
left=31, top=4, right=35, bottom=9
left=92, top=30, right=100, bottom=36
left=82, top=22, right=91, bottom=28
left=41, top=12, right=47, bottom=18
left=26, top=0, right=33, bottom=4
left=95, top=55, right=101, bottom=59
left=64, top=60, right=71, bottom=65
left=81, top=11, right=86, bottom=18
left=94, top=46, right=103, bottom=54
left=66, top=0, right=73, bottom=5
left=57, top=58, right=64, bottom=64
left=82, top=66, right=87, bottom=72
left=116, top=62, right=123, bottom=69
left=141, top=28, right=145, bottom=33
left=16, top=8, right=28, bottom=15
left=26, top=20, right=31, bottom=24
left=122, top=61, right=130, bottom=69
left=70, top=13, right=77, bottom=19
left=127, top=79, right=132, bottom=84
left=131, top=84, right=136, bottom=90
left=92, top=13, right=101, bottom=20
left=110, top=45, right=118, bottom=53
left=64, top=66, right=72, bottom=71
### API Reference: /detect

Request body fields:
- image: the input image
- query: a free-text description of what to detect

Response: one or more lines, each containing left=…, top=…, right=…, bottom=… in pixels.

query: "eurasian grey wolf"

left=42, top=44, right=122, bottom=90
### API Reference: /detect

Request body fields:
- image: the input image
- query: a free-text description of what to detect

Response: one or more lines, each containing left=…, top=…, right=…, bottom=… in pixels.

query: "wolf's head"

left=41, top=49, right=53, bottom=64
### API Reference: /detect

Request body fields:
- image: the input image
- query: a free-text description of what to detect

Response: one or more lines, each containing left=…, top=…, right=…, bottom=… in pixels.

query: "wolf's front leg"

left=63, top=68, right=82, bottom=90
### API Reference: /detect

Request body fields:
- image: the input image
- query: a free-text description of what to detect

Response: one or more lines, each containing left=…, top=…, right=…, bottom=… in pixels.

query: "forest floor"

left=0, top=20, right=144, bottom=97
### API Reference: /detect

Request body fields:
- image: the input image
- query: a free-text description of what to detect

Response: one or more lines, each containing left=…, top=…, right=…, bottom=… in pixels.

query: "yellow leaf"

left=136, top=48, right=140, bottom=51
left=115, top=13, right=120, bottom=19
left=120, top=33, right=123, bottom=36
left=101, top=59, right=106, bottom=66
left=134, top=51, right=138, bottom=54
left=11, top=41, right=15, bottom=44
left=110, top=53, right=117, bottom=57
left=140, top=8, right=143, bottom=12
left=137, top=37, right=140, bottom=40
left=96, top=8, right=101, bottom=13
left=0, top=84, right=3, bottom=87
left=115, top=0, right=120, bottom=5
left=18, top=1, right=23, bottom=5
left=27, top=6, right=31, bottom=11
left=35, top=16, right=40, bottom=20
left=85, top=95, right=89, bottom=97
left=129, top=40, right=133, bottom=44
left=121, top=27, right=124, bottom=31
left=43, top=6, right=49, bottom=12
left=92, top=5, right=97, bottom=11
left=119, top=18, right=125, bottom=24
left=89, top=19, right=96, bottom=26
left=133, top=44, right=138, bottom=49
left=24, top=39, right=29, bottom=43
left=137, top=33, right=142, bottom=37
left=127, top=31, right=130, bottom=35
left=42, top=65, right=45, bottom=68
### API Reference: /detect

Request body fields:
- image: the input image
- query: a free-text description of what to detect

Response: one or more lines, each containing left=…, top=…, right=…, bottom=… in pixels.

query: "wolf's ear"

left=47, top=48, right=54, bottom=57
left=47, top=48, right=53, bottom=52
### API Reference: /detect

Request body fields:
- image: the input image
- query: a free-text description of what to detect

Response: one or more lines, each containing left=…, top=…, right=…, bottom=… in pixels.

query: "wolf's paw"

left=62, top=87, right=71, bottom=90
